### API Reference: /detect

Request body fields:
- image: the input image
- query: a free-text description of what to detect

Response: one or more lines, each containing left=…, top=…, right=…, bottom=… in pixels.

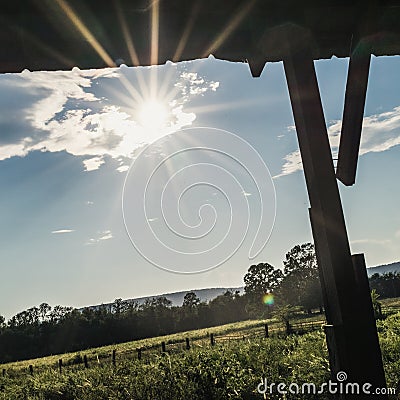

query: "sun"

left=138, top=99, right=169, bottom=131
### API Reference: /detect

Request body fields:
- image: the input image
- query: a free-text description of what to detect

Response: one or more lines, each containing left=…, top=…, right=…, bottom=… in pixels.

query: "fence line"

left=1, top=320, right=325, bottom=378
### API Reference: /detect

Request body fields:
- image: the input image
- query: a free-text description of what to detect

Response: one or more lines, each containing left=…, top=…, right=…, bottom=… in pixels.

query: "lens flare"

left=262, top=293, right=274, bottom=306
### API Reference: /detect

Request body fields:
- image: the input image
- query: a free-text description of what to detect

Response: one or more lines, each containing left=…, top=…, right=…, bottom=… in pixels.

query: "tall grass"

left=0, top=312, right=398, bottom=399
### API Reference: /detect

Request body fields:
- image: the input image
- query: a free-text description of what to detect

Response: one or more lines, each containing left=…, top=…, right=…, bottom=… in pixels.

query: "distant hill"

left=85, top=287, right=245, bottom=311
left=367, top=261, right=400, bottom=277
left=129, top=287, right=245, bottom=307
left=83, top=261, right=399, bottom=312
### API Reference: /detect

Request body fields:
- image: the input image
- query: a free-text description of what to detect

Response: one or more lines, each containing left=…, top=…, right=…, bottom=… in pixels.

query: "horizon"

left=3, top=259, right=400, bottom=320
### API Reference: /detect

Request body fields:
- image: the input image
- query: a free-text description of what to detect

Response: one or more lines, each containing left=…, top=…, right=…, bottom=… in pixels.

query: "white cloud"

left=116, top=165, right=129, bottom=173
left=328, top=106, right=400, bottom=156
left=242, top=191, right=252, bottom=197
left=83, top=156, right=105, bottom=172
left=0, top=64, right=220, bottom=171
left=52, top=229, right=75, bottom=234
left=273, top=150, right=302, bottom=178
left=277, top=106, right=400, bottom=178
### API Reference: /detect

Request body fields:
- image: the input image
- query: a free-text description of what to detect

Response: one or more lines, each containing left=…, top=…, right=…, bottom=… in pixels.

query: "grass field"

left=0, top=304, right=399, bottom=399
left=0, top=313, right=326, bottom=372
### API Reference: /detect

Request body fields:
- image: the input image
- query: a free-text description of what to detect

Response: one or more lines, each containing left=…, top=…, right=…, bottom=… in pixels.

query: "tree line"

left=0, top=242, right=398, bottom=363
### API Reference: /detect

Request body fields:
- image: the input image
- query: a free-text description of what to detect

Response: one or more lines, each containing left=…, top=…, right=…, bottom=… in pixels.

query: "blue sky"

left=0, top=55, right=399, bottom=318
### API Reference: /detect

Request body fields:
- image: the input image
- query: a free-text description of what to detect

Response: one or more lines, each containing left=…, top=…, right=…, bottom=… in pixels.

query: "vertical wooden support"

left=264, top=323, right=269, bottom=338
left=58, top=359, right=62, bottom=374
left=29, top=365, right=33, bottom=376
left=137, top=348, right=142, bottom=360
left=185, top=337, right=190, bottom=350
left=83, top=355, right=88, bottom=368
left=161, top=341, right=166, bottom=352
left=2, top=368, right=5, bottom=377
left=283, top=47, right=387, bottom=397
left=210, top=333, right=215, bottom=346
left=112, top=350, right=116, bottom=366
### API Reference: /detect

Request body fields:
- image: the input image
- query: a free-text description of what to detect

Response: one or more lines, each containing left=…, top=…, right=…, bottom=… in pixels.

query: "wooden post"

left=29, top=365, right=33, bottom=376
left=185, top=337, right=190, bottom=350
left=377, top=303, right=383, bottom=319
left=161, top=341, right=166, bottom=352
left=284, top=42, right=387, bottom=397
left=137, top=348, right=142, bottom=360
left=83, top=355, right=88, bottom=368
left=210, top=333, right=215, bottom=346
left=264, top=323, right=269, bottom=338
left=336, top=51, right=371, bottom=186
left=2, top=368, right=5, bottom=377
left=285, top=321, right=291, bottom=335
left=58, top=359, right=62, bottom=374
left=112, top=350, right=116, bottom=366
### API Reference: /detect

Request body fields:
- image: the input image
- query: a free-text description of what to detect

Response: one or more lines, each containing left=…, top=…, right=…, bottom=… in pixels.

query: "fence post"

left=83, top=355, right=89, bottom=368
left=29, top=365, right=33, bottom=376
left=137, top=348, right=142, bottom=360
left=264, top=323, right=269, bottom=338
left=210, top=333, right=215, bottom=346
left=2, top=369, right=5, bottom=377
left=112, top=350, right=116, bottom=366
left=161, top=341, right=166, bottom=353
left=185, top=337, right=190, bottom=350
left=58, top=359, right=62, bottom=374
left=377, top=303, right=383, bottom=319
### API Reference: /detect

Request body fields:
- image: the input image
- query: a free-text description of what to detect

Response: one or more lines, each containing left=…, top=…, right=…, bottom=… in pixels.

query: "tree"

left=244, top=263, right=283, bottom=295
left=49, top=305, right=73, bottom=323
left=243, top=263, right=283, bottom=318
left=277, top=243, right=322, bottom=312
left=371, top=289, right=383, bottom=319
left=183, top=292, right=200, bottom=308
left=112, top=298, right=123, bottom=315
left=39, top=303, right=51, bottom=322
left=208, top=291, right=246, bottom=325
left=369, top=272, right=400, bottom=298
left=0, top=315, right=5, bottom=330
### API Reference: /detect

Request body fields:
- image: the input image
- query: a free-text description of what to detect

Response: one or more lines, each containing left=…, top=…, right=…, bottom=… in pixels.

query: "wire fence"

left=1, top=319, right=326, bottom=379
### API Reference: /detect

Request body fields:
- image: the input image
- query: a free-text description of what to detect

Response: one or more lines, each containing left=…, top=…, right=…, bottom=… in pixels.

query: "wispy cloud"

left=276, top=106, right=400, bottom=178
left=350, top=238, right=392, bottom=246
left=52, top=229, right=75, bottom=234
left=86, top=230, right=113, bottom=244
